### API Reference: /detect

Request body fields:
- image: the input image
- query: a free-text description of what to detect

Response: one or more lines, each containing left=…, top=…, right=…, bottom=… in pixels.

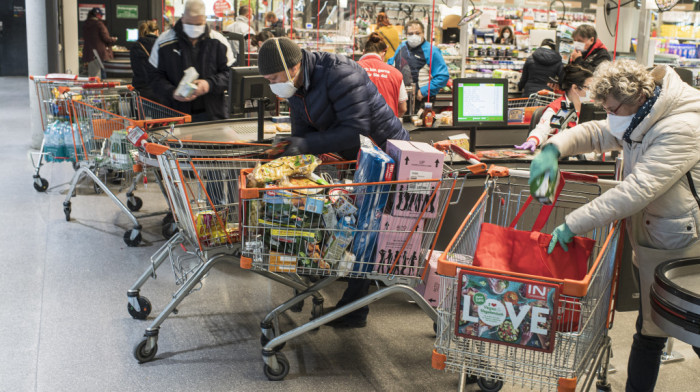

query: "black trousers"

left=335, top=279, right=371, bottom=321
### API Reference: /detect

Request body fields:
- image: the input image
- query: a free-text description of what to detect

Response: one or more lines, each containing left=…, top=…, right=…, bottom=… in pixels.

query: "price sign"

left=455, top=270, right=559, bottom=353
left=213, top=0, right=232, bottom=17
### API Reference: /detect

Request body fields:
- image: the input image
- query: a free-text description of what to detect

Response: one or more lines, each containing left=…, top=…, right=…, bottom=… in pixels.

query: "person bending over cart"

left=515, top=65, right=593, bottom=152
left=258, top=37, right=409, bottom=328
left=529, top=59, right=700, bottom=392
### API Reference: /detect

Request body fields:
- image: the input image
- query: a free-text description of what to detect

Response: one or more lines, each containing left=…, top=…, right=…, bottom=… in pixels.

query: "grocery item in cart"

left=374, top=213, right=424, bottom=275
left=249, top=155, right=321, bottom=184
left=323, top=215, right=356, bottom=262
left=385, top=140, right=444, bottom=219
left=351, top=135, right=395, bottom=273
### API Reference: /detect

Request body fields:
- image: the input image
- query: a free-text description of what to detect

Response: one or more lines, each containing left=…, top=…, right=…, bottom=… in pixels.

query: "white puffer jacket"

left=546, top=66, right=700, bottom=250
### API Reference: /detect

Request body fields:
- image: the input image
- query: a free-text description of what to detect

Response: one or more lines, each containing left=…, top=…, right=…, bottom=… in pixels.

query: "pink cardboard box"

left=416, top=251, right=443, bottom=307
left=373, top=213, right=424, bottom=276
left=385, top=140, right=445, bottom=219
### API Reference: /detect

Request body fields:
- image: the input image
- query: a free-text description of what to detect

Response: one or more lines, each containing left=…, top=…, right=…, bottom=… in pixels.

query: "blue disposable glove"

left=514, top=140, right=537, bottom=152
left=280, top=137, right=308, bottom=157
left=529, top=144, right=560, bottom=186
left=548, top=223, right=575, bottom=254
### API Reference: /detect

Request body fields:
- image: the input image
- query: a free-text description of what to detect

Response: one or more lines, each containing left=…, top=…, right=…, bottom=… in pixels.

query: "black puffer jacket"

left=149, top=21, right=234, bottom=120
left=288, top=50, right=409, bottom=159
left=570, top=39, right=611, bottom=72
left=130, top=34, right=157, bottom=100
left=518, top=47, right=563, bottom=97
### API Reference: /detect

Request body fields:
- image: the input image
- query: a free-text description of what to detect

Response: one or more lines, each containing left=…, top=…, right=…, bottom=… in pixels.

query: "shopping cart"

left=507, top=90, right=561, bottom=125
left=61, top=85, right=190, bottom=246
left=29, top=74, right=101, bottom=192
left=431, top=168, right=623, bottom=392
left=129, top=141, right=327, bottom=363
left=236, top=156, right=469, bottom=381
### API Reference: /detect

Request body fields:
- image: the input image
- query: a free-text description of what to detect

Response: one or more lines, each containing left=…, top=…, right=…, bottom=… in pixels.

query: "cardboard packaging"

left=415, top=251, right=443, bottom=307
left=373, top=213, right=424, bottom=276
left=269, top=251, right=297, bottom=273
left=385, top=140, right=444, bottom=219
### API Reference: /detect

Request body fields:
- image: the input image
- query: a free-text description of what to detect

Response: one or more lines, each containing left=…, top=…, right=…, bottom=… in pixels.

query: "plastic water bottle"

left=63, top=121, right=74, bottom=160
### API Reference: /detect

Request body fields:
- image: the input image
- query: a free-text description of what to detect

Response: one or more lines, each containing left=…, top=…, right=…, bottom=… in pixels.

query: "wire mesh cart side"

left=236, top=161, right=463, bottom=380
left=431, top=171, right=622, bottom=392
left=507, top=90, right=561, bottom=125
left=29, top=75, right=101, bottom=192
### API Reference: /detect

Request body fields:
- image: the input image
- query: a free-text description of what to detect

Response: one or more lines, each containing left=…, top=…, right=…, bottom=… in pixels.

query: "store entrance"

left=0, top=0, right=28, bottom=76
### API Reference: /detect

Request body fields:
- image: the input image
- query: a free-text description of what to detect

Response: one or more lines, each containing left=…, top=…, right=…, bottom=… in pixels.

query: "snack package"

left=351, top=135, right=395, bottom=273
left=249, top=155, right=321, bottom=184
left=323, top=215, right=356, bottom=263
left=531, top=171, right=560, bottom=205
left=269, top=251, right=297, bottom=273
left=195, top=209, right=230, bottom=247
left=175, top=67, right=199, bottom=98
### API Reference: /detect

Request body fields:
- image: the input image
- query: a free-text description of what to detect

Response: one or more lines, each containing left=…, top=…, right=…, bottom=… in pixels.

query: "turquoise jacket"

left=388, top=40, right=449, bottom=97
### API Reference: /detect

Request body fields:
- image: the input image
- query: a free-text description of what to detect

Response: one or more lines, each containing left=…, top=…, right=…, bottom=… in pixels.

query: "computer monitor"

left=126, top=28, right=138, bottom=42
left=229, top=66, right=275, bottom=115
left=452, top=78, right=508, bottom=127
left=578, top=102, right=607, bottom=124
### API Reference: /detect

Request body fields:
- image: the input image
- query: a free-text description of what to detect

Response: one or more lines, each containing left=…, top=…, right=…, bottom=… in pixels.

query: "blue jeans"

left=626, top=267, right=700, bottom=392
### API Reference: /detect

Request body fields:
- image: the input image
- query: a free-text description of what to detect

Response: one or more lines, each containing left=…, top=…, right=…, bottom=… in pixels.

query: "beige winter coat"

left=546, top=66, right=700, bottom=251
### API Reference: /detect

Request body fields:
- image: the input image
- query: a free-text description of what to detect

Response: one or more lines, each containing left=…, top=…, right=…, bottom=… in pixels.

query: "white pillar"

left=25, top=0, right=49, bottom=149
left=63, top=0, right=80, bottom=75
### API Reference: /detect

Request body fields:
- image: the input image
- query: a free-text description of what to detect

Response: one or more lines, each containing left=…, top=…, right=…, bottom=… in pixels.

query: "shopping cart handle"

left=81, top=82, right=119, bottom=89
left=561, top=171, right=598, bottom=183
left=143, top=142, right=170, bottom=156
left=433, top=141, right=480, bottom=164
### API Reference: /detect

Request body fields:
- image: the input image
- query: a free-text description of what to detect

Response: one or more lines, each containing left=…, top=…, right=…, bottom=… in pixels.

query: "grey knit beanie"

left=258, top=37, right=302, bottom=75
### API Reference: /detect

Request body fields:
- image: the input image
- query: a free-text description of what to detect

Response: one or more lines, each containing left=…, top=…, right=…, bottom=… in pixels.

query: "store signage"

left=79, top=4, right=106, bottom=22
left=455, top=270, right=558, bottom=353
left=213, top=0, right=232, bottom=17
left=116, top=5, right=138, bottom=19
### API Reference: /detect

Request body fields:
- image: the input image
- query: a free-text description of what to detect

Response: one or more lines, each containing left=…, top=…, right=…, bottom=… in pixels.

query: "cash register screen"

left=453, top=78, right=508, bottom=127
left=126, top=28, right=138, bottom=42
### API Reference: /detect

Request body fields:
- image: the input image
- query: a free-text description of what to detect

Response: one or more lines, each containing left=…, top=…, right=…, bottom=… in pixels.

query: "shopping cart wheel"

left=162, top=213, right=178, bottom=239
left=477, top=377, right=503, bottom=392
left=63, top=202, right=71, bottom=222
left=596, top=382, right=612, bottom=392
left=33, top=177, right=49, bottom=192
left=127, top=196, right=143, bottom=212
left=133, top=339, right=158, bottom=363
left=124, top=230, right=142, bottom=247
left=260, top=334, right=286, bottom=351
left=263, top=353, right=289, bottom=381
left=127, top=296, right=152, bottom=320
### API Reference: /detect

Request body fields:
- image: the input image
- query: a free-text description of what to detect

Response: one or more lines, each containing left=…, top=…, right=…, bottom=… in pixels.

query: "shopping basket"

left=508, top=90, right=560, bottom=125
left=236, top=156, right=468, bottom=381
left=29, top=74, right=101, bottom=192
left=432, top=168, right=623, bottom=392
left=129, top=141, right=327, bottom=363
left=61, top=85, right=191, bottom=247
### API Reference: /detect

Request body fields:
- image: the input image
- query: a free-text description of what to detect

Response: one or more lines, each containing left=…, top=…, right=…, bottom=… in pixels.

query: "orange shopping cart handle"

left=561, top=171, right=598, bottom=184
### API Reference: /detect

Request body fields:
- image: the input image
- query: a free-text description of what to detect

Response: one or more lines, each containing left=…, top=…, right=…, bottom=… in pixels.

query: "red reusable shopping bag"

left=473, top=174, right=595, bottom=281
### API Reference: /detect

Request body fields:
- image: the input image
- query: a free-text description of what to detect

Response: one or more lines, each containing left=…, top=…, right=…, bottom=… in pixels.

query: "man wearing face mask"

left=258, top=37, right=409, bottom=328
left=529, top=59, right=700, bottom=392
left=388, top=20, right=449, bottom=110
left=149, top=0, right=234, bottom=122
left=569, top=24, right=611, bottom=72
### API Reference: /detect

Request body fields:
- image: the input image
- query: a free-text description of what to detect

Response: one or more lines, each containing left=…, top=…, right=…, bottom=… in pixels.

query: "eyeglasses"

left=602, top=101, right=624, bottom=115
left=581, top=85, right=591, bottom=91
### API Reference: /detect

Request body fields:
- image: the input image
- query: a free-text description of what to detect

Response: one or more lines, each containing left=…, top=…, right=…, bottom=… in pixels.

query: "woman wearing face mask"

left=388, top=20, right=449, bottom=107
left=529, top=59, right=700, bottom=392
left=515, top=65, right=593, bottom=152
left=495, top=26, right=515, bottom=45
left=149, top=0, right=234, bottom=121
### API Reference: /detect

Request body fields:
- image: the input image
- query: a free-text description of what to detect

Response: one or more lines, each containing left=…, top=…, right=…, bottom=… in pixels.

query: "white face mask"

left=407, top=34, right=423, bottom=48
left=607, top=113, right=635, bottom=139
left=183, top=23, right=206, bottom=39
left=502, top=33, right=511, bottom=38
left=576, top=89, right=592, bottom=103
left=269, top=39, right=299, bottom=99
left=573, top=41, right=586, bottom=52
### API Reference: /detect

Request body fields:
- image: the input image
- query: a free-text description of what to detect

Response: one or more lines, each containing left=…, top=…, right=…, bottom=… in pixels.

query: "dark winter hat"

left=91, top=7, right=104, bottom=16
left=258, top=38, right=302, bottom=76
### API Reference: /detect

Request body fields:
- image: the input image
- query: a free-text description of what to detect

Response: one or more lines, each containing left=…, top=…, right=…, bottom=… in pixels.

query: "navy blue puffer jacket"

left=289, top=50, right=409, bottom=159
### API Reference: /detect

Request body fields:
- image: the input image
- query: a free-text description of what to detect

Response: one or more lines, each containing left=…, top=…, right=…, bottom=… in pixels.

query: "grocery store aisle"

left=1, top=76, right=699, bottom=392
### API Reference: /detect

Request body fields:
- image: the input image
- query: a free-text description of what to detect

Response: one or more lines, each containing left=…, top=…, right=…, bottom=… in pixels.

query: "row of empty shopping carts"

left=29, top=75, right=624, bottom=391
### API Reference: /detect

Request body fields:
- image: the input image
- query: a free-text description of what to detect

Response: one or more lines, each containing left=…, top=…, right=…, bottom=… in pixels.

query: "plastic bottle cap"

left=425, top=102, right=433, bottom=109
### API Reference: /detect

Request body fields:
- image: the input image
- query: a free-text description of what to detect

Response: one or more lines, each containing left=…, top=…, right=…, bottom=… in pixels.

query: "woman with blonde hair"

left=375, top=12, right=400, bottom=61
left=130, top=20, right=159, bottom=99
left=529, top=59, right=700, bottom=391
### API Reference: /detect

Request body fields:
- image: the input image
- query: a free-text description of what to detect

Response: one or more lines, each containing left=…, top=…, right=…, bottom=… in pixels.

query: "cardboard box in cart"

left=373, top=213, right=424, bottom=275
left=385, top=140, right=444, bottom=219
left=416, top=251, right=442, bottom=307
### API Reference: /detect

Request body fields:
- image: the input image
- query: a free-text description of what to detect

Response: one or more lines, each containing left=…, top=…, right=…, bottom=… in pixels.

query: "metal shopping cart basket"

left=431, top=168, right=623, bottom=392
left=236, top=155, right=469, bottom=381
left=129, top=141, right=331, bottom=363
left=61, top=85, right=190, bottom=246
left=29, top=74, right=101, bottom=192
left=507, top=90, right=561, bottom=125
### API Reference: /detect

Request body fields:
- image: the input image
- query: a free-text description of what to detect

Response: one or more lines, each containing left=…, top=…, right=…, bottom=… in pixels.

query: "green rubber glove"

left=548, top=223, right=575, bottom=254
left=529, top=144, right=560, bottom=186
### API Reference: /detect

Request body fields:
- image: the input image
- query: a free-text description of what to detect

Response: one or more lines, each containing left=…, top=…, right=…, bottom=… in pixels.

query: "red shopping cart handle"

left=81, top=82, right=119, bottom=89
left=561, top=171, right=599, bottom=183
